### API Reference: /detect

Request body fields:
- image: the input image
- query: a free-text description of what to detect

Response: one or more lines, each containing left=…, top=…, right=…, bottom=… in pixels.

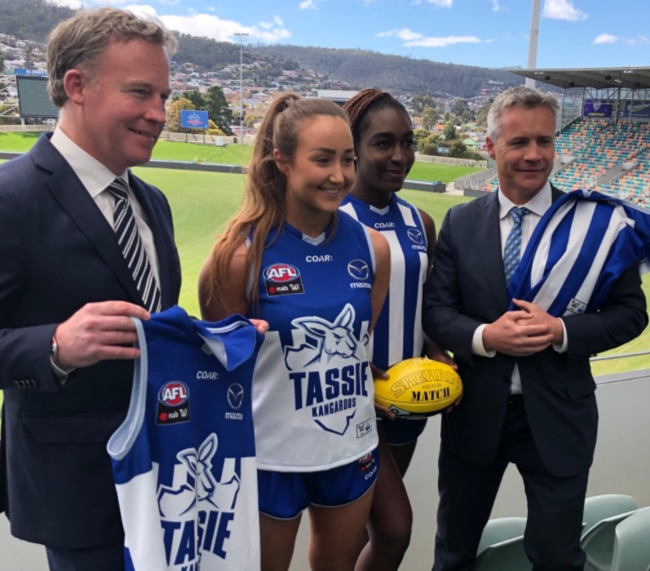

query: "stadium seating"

left=473, top=496, right=639, bottom=571
left=481, top=117, right=650, bottom=209
left=472, top=534, right=530, bottom=571
left=582, top=494, right=638, bottom=537
left=610, top=506, right=650, bottom=571
left=477, top=516, right=527, bottom=555
left=580, top=510, right=637, bottom=571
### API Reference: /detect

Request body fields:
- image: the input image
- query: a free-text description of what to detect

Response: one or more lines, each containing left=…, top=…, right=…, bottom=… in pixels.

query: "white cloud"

left=543, top=0, right=587, bottom=22
left=594, top=33, right=650, bottom=47
left=260, top=16, right=285, bottom=29
left=378, top=28, right=482, bottom=48
left=123, top=4, right=161, bottom=18
left=594, top=33, right=618, bottom=45
left=159, top=12, right=290, bottom=44
left=378, top=28, right=421, bottom=42
left=627, top=35, right=650, bottom=47
left=427, top=0, right=453, bottom=6
left=43, top=2, right=290, bottom=44
left=490, top=0, right=501, bottom=11
left=299, top=0, right=317, bottom=9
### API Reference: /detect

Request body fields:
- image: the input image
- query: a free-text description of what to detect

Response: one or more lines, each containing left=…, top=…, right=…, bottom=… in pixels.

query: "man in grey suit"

left=0, top=8, right=181, bottom=570
left=423, top=86, right=647, bottom=570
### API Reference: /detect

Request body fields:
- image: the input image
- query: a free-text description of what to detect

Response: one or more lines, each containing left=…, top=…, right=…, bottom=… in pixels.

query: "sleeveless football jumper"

left=341, top=193, right=429, bottom=370
left=107, top=305, right=262, bottom=571
left=250, top=213, right=378, bottom=472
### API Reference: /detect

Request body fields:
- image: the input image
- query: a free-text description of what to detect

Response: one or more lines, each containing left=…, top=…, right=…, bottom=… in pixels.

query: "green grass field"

left=0, top=134, right=647, bottom=388
left=132, top=166, right=650, bottom=375
left=0, top=132, right=480, bottom=183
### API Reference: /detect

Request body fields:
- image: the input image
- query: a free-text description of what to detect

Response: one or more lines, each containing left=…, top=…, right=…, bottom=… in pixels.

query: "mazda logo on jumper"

left=407, top=228, right=424, bottom=244
left=347, top=259, right=369, bottom=280
left=227, top=383, right=244, bottom=410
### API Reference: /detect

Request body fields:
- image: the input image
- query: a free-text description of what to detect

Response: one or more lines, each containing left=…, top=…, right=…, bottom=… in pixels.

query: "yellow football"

left=374, top=357, right=463, bottom=418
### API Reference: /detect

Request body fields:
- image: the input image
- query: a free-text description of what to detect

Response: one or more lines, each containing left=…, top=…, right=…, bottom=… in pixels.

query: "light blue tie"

left=503, top=207, right=529, bottom=284
left=108, top=179, right=162, bottom=312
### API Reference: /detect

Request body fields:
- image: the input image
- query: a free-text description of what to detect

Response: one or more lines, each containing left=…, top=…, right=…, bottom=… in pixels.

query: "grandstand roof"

left=506, top=67, right=650, bottom=91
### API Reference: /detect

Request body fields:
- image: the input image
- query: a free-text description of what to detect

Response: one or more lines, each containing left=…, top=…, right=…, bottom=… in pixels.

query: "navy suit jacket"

left=0, top=133, right=181, bottom=548
left=423, top=187, right=647, bottom=478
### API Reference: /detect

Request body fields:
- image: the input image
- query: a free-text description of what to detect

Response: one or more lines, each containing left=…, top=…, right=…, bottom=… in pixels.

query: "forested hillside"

left=255, top=45, right=521, bottom=98
left=0, top=0, right=73, bottom=41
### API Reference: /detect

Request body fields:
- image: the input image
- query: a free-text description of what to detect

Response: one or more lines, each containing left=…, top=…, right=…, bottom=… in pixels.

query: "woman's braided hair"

left=342, top=88, right=408, bottom=147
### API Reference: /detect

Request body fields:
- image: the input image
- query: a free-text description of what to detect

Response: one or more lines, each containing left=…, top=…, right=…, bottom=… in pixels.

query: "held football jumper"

left=509, top=189, right=650, bottom=316
left=107, top=305, right=262, bottom=571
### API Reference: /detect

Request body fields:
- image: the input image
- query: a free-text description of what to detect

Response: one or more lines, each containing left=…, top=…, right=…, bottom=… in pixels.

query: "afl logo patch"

left=407, top=228, right=424, bottom=244
left=157, top=381, right=191, bottom=425
left=264, top=263, right=304, bottom=296
left=227, top=383, right=245, bottom=410
left=347, top=259, right=369, bottom=280
left=264, top=263, right=299, bottom=282
left=159, top=381, right=189, bottom=406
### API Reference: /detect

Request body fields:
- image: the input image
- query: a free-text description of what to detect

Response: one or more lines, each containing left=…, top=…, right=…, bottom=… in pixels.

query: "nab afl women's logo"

left=159, top=381, right=189, bottom=406
left=264, top=263, right=299, bottom=282
left=263, top=263, right=304, bottom=296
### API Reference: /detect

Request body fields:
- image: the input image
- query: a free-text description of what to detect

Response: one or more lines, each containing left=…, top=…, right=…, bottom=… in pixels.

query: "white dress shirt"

left=50, top=128, right=161, bottom=283
left=471, top=182, right=567, bottom=393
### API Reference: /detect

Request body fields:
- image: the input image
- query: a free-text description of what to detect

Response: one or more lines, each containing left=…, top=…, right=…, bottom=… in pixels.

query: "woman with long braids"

left=341, top=88, right=454, bottom=571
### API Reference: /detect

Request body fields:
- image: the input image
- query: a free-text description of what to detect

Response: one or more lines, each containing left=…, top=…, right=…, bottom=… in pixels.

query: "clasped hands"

left=483, top=298, right=564, bottom=357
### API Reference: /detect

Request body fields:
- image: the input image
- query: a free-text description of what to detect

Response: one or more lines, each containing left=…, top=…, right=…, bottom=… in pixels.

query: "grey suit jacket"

left=422, top=188, right=647, bottom=477
left=0, top=133, right=181, bottom=547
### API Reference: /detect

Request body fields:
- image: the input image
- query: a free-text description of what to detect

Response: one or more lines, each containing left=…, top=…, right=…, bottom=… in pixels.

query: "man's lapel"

left=472, top=192, right=510, bottom=311
left=32, top=135, right=143, bottom=303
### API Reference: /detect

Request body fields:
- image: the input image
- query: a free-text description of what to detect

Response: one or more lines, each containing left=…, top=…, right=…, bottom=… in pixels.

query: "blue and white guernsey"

left=250, top=212, right=378, bottom=472
left=509, top=189, right=650, bottom=316
left=341, top=194, right=429, bottom=369
left=107, top=305, right=262, bottom=571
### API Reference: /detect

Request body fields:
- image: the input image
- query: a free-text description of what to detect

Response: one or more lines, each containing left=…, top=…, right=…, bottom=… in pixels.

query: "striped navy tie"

left=108, top=178, right=162, bottom=312
left=503, top=207, right=529, bottom=284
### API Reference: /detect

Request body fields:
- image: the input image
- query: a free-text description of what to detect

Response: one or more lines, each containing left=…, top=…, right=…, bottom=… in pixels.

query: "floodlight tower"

left=234, top=32, right=249, bottom=141
left=526, top=0, right=541, bottom=88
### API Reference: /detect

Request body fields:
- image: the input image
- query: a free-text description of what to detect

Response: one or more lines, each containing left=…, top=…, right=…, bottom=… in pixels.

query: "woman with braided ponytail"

left=199, top=92, right=390, bottom=571
left=341, top=88, right=455, bottom=570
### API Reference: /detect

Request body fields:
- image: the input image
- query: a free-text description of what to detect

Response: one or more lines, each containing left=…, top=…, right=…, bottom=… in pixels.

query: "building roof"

left=315, top=89, right=359, bottom=103
left=506, top=67, right=650, bottom=91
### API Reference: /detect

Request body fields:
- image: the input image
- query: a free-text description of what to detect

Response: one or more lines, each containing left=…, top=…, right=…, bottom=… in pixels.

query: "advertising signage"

left=583, top=100, right=612, bottom=119
left=181, top=110, right=209, bottom=129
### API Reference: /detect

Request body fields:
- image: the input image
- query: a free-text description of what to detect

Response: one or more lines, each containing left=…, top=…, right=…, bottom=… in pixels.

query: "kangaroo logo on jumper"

left=157, top=433, right=241, bottom=567
left=347, top=259, right=369, bottom=280
left=284, top=303, right=371, bottom=436
left=407, top=228, right=424, bottom=245
left=264, top=263, right=304, bottom=296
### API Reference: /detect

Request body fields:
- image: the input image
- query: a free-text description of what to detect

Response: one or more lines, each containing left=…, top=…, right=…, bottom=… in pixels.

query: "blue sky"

left=51, top=0, right=650, bottom=70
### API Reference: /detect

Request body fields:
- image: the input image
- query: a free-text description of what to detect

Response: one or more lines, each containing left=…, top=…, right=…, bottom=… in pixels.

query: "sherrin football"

left=374, top=357, right=463, bottom=418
